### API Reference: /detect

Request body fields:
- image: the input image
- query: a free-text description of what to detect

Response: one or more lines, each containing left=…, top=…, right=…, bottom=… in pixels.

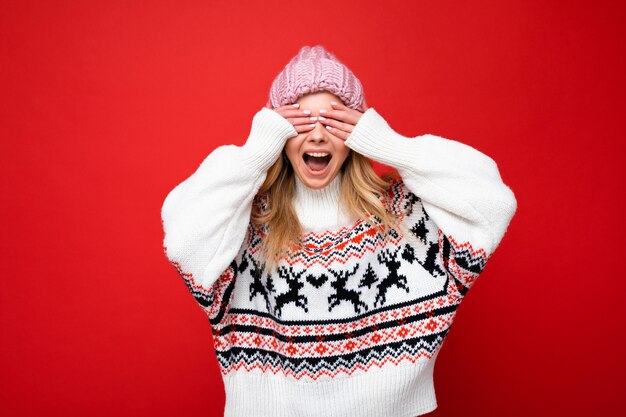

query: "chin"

left=303, top=180, right=330, bottom=189
left=296, top=165, right=338, bottom=189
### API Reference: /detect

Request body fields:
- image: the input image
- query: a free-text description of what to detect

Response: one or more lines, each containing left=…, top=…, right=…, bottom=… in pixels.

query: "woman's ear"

left=265, top=99, right=272, bottom=109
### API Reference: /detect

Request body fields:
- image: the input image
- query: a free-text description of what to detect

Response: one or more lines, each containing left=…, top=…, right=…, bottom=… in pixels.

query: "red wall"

left=2, top=1, right=624, bottom=416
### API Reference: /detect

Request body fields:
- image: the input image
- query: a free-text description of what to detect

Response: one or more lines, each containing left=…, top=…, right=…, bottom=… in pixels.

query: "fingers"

left=280, top=109, right=312, bottom=119
left=288, top=116, right=317, bottom=134
left=317, top=117, right=352, bottom=141
left=291, top=116, right=319, bottom=125
left=267, top=102, right=362, bottom=138
left=269, top=103, right=318, bottom=133
left=293, top=123, right=317, bottom=134
left=317, top=116, right=353, bottom=132
left=271, top=103, right=305, bottom=117
left=315, top=101, right=363, bottom=141
left=319, top=103, right=360, bottom=125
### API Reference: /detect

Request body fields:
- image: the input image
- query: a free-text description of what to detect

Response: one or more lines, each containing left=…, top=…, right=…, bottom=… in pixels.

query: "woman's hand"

left=265, top=100, right=318, bottom=134
left=314, top=98, right=370, bottom=141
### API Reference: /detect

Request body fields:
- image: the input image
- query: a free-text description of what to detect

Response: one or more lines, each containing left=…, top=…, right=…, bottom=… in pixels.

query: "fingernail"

left=292, top=103, right=300, bottom=107
left=309, top=116, right=318, bottom=121
left=318, top=115, right=326, bottom=120
left=331, top=101, right=338, bottom=105
left=319, top=109, right=327, bottom=113
left=308, top=123, right=316, bottom=127
left=303, top=109, right=311, bottom=114
left=326, top=125, right=332, bottom=130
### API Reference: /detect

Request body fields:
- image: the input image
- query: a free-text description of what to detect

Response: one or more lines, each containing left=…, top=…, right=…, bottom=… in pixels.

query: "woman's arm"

left=344, top=108, right=517, bottom=259
left=161, top=107, right=297, bottom=294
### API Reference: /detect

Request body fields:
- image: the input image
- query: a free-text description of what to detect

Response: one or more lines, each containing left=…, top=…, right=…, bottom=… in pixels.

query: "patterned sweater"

left=161, top=107, right=518, bottom=417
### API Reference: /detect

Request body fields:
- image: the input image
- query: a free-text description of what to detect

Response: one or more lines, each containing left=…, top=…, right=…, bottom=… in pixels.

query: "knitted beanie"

left=268, top=45, right=365, bottom=111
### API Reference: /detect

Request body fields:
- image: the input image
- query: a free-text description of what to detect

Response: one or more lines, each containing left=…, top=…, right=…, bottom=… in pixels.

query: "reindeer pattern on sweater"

left=176, top=177, right=489, bottom=381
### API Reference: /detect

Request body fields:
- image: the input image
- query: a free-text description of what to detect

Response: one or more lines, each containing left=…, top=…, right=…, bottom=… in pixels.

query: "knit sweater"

left=161, top=107, right=517, bottom=417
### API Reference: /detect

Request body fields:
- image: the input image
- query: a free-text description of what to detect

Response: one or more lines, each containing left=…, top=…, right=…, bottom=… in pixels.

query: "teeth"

left=305, top=152, right=329, bottom=157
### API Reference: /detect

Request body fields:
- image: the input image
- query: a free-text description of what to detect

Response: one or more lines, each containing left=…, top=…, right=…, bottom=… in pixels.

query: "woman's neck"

left=293, top=172, right=357, bottom=233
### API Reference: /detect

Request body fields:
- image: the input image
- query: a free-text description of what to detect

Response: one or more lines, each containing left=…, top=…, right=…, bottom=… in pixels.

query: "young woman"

left=161, top=45, right=517, bottom=417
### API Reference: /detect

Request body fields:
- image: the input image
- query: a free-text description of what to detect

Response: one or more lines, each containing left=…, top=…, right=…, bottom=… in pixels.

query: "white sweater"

left=161, top=107, right=517, bottom=417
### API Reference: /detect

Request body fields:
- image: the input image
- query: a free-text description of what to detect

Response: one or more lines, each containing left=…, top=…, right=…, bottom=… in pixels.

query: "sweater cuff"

left=344, top=108, right=419, bottom=171
left=240, top=107, right=298, bottom=176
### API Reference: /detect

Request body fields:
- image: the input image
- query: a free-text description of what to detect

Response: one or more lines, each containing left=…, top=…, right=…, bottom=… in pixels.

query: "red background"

left=2, top=1, right=624, bottom=416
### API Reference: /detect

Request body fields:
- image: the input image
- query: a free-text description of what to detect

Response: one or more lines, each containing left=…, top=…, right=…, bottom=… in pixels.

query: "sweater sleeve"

left=344, top=108, right=517, bottom=271
left=161, top=107, right=297, bottom=320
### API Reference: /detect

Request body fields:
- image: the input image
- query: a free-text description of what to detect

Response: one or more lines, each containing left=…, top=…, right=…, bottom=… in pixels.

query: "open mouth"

left=303, top=153, right=332, bottom=172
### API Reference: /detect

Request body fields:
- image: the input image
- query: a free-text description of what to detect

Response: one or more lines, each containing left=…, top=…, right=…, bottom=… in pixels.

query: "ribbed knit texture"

left=269, top=45, right=365, bottom=110
left=293, top=171, right=358, bottom=232
left=222, top=358, right=438, bottom=417
left=240, top=107, right=299, bottom=176
left=161, top=106, right=518, bottom=417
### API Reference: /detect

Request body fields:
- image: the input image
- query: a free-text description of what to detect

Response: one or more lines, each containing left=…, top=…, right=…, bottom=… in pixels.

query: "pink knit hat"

left=268, top=45, right=365, bottom=111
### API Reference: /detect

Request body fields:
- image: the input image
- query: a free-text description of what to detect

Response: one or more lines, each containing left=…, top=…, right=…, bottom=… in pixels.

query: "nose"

left=305, top=122, right=330, bottom=143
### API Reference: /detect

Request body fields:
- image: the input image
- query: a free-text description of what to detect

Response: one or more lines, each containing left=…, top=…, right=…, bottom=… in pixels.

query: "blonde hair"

left=251, top=150, right=414, bottom=273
